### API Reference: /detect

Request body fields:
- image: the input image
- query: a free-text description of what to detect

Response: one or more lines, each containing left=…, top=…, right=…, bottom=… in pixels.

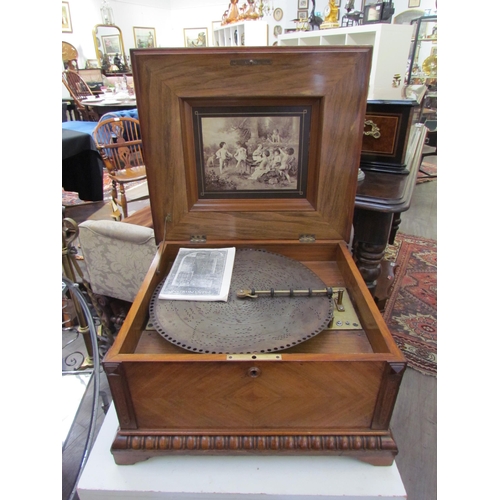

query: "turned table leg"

left=353, top=209, right=394, bottom=296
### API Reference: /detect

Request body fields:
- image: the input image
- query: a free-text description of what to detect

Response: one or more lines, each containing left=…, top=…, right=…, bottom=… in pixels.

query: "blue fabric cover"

left=62, top=121, right=97, bottom=136
left=100, top=108, right=139, bottom=121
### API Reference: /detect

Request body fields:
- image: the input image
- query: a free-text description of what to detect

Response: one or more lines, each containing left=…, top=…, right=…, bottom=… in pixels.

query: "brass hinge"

left=190, top=235, right=207, bottom=243
left=299, top=234, right=316, bottom=243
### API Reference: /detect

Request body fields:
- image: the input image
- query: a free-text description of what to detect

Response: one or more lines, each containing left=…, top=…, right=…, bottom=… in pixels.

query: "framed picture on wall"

left=133, top=27, right=157, bottom=48
left=184, top=28, right=208, bottom=48
left=297, top=10, right=308, bottom=20
left=62, top=1, right=72, bottom=33
left=298, top=0, right=309, bottom=9
left=102, top=35, right=121, bottom=54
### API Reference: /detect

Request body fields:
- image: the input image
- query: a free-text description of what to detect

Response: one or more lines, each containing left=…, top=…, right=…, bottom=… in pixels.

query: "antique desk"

left=77, top=403, right=407, bottom=500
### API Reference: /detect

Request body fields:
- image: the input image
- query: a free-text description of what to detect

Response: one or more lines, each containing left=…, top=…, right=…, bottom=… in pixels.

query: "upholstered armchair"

left=78, top=220, right=157, bottom=331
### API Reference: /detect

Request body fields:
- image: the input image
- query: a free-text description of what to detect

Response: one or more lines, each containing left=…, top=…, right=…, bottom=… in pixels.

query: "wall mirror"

left=92, top=24, right=130, bottom=75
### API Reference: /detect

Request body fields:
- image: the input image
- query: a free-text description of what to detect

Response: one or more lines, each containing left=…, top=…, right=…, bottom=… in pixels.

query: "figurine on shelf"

left=223, top=0, right=239, bottom=24
left=309, top=0, right=323, bottom=30
left=321, top=0, right=340, bottom=29
left=240, top=0, right=260, bottom=20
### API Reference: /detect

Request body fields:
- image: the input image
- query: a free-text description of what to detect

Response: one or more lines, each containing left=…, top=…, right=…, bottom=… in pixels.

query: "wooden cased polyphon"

left=103, top=46, right=407, bottom=466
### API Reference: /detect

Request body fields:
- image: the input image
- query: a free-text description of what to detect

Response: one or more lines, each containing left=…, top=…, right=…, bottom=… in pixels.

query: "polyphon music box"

left=103, top=46, right=407, bottom=466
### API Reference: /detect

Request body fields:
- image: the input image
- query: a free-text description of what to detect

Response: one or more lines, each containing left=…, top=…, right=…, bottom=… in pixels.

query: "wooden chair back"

left=93, top=116, right=147, bottom=220
left=62, top=70, right=98, bottom=121
left=93, top=117, right=144, bottom=172
left=62, top=69, right=93, bottom=102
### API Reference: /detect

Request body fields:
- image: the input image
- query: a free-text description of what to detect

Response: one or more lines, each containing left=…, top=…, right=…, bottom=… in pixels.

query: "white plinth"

left=78, top=403, right=407, bottom=500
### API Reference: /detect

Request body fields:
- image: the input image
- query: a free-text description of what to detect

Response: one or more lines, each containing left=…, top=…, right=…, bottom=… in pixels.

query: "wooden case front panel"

left=360, top=103, right=416, bottom=168
left=362, top=114, right=400, bottom=155
left=122, top=360, right=385, bottom=432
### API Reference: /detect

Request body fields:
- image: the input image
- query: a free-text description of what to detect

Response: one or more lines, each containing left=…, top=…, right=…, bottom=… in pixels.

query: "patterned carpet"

left=383, top=233, right=437, bottom=376
left=417, top=161, right=437, bottom=184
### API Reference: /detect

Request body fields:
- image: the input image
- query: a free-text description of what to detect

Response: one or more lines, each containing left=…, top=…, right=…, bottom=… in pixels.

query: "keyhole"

left=248, top=367, right=261, bottom=378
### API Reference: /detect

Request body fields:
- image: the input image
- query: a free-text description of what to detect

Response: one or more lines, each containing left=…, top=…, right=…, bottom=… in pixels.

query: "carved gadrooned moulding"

left=111, top=433, right=398, bottom=464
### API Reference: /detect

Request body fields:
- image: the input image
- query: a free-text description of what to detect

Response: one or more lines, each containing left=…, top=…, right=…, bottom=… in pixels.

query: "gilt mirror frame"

left=92, top=24, right=130, bottom=73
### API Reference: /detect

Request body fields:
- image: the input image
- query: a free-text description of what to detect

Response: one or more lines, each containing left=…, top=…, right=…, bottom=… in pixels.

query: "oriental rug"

left=383, top=233, right=437, bottom=377
left=416, top=161, right=437, bottom=184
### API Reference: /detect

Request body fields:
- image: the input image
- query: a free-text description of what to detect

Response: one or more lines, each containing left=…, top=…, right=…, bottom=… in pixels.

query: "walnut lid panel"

left=131, top=47, right=372, bottom=244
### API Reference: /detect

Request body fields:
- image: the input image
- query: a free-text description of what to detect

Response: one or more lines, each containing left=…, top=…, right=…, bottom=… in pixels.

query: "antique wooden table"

left=353, top=123, right=427, bottom=301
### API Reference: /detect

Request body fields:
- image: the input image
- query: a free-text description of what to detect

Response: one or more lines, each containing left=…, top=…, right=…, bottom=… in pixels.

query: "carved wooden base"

left=110, top=431, right=398, bottom=466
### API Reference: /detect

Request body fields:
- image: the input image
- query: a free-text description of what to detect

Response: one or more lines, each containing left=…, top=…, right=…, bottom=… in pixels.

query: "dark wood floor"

left=62, top=157, right=437, bottom=500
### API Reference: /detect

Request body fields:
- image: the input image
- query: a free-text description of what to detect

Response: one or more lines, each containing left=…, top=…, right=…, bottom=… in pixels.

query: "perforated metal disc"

left=149, top=249, right=332, bottom=354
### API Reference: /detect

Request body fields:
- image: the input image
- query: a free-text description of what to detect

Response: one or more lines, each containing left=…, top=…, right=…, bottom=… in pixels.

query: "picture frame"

left=102, top=35, right=121, bottom=55
left=298, top=0, right=309, bottom=9
left=408, top=0, right=421, bottom=7
left=184, top=28, right=208, bottom=48
left=85, top=59, right=100, bottom=69
left=133, top=27, right=157, bottom=48
left=62, top=1, right=72, bottom=33
left=297, top=10, right=308, bottom=20
left=191, top=102, right=313, bottom=199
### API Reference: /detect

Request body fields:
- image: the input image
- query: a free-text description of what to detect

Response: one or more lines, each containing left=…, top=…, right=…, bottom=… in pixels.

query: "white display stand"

left=77, top=403, right=407, bottom=499
left=278, top=24, right=413, bottom=100
left=213, top=21, right=268, bottom=47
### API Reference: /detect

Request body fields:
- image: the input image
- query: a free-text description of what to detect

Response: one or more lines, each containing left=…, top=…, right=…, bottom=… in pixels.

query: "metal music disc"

left=149, top=249, right=333, bottom=354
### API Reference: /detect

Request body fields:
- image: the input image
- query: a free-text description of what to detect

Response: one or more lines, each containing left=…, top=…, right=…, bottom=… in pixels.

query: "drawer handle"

left=248, top=367, right=261, bottom=378
left=364, top=120, right=381, bottom=139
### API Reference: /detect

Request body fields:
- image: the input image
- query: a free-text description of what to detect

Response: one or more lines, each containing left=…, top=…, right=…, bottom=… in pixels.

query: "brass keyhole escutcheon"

left=248, top=367, right=261, bottom=378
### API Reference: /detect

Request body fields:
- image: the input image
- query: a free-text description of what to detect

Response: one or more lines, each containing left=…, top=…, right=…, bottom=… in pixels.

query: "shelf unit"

left=407, top=15, right=437, bottom=127
left=213, top=21, right=268, bottom=47
left=278, top=24, right=413, bottom=99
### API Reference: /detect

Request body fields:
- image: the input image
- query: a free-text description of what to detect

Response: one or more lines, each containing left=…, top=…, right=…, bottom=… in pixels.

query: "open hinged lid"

left=131, top=46, right=372, bottom=244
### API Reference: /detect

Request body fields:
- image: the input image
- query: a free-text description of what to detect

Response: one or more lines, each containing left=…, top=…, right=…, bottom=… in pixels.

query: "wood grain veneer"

left=103, top=47, right=406, bottom=466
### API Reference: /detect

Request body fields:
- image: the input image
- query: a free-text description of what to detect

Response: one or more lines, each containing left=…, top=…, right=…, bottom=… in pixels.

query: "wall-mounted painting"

left=62, top=1, right=72, bottom=33
left=184, top=28, right=208, bottom=48
left=133, top=27, right=157, bottom=48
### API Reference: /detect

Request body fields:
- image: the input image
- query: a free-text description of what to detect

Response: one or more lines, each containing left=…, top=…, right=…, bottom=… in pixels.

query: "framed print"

left=85, top=59, right=100, bottom=69
left=62, top=1, right=72, bottom=33
left=297, top=10, right=308, bottom=20
left=191, top=102, right=313, bottom=199
left=133, top=27, right=156, bottom=48
left=408, top=0, right=421, bottom=7
left=298, top=0, right=309, bottom=9
left=273, top=8, right=284, bottom=21
left=102, top=35, right=121, bottom=54
left=184, top=28, right=208, bottom=48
